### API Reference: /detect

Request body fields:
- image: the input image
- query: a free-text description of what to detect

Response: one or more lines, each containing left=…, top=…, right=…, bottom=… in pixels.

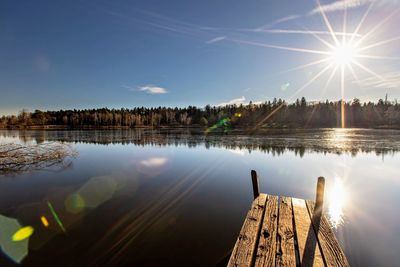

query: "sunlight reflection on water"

left=327, top=177, right=346, bottom=228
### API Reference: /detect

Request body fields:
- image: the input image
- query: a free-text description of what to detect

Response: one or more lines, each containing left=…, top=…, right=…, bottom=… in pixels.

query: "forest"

left=1, top=97, right=400, bottom=129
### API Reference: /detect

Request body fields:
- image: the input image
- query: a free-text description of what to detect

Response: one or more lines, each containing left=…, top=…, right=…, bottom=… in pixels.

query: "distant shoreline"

left=1, top=125, right=400, bottom=131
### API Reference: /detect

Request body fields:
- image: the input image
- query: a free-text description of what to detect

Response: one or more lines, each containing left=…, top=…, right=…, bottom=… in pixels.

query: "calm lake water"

left=1, top=129, right=400, bottom=266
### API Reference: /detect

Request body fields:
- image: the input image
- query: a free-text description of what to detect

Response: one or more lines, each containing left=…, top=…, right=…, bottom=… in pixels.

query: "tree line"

left=1, top=97, right=399, bottom=129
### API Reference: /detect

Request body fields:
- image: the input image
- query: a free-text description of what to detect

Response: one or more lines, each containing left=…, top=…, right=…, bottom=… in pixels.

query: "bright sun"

left=330, top=43, right=357, bottom=66
left=233, top=0, right=397, bottom=129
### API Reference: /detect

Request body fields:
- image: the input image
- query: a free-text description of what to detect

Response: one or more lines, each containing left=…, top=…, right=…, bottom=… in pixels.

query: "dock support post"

left=315, top=176, right=325, bottom=215
left=251, top=170, right=260, bottom=199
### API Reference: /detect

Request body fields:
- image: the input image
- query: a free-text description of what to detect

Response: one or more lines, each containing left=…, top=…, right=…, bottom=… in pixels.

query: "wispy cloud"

left=253, top=15, right=302, bottom=31
left=139, top=85, right=168, bottom=94
left=124, top=84, right=168, bottom=94
left=121, top=85, right=168, bottom=94
left=217, top=96, right=246, bottom=106
left=206, top=36, right=226, bottom=44
left=310, top=0, right=375, bottom=15
left=96, top=4, right=224, bottom=43
left=251, top=0, right=387, bottom=35
left=274, top=14, right=302, bottom=24
left=353, top=72, right=400, bottom=89
left=122, top=84, right=136, bottom=91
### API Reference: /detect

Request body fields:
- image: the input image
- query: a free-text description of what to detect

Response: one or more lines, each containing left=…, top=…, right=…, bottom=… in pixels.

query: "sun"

left=231, top=0, right=398, bottom=129
left=330, top=43, right=357, bottom=66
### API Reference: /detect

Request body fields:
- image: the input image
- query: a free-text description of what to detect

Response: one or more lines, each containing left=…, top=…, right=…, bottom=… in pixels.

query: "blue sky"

left=1, top=0, right=400, bottom=115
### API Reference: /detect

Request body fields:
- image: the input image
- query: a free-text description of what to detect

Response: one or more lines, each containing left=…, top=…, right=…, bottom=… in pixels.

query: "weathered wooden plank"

left=306, top=200, right=350, bottom=267
left=228, top=194, right=268, bottom=267
left=254, top=195, right=278, bottom=267
left=276, top=196, right=297, bottom=267
left=292, top=198, right=325, bottom=267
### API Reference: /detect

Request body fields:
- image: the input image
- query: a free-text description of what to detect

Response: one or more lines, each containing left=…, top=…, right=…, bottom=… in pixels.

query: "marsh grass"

left=0, top=142, right=76, bottom=175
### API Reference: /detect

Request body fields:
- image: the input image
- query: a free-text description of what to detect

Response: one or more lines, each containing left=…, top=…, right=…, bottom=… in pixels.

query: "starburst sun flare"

left=233, top=0, right=399, bottom=129
left=330, top=43, right=357, bottom=66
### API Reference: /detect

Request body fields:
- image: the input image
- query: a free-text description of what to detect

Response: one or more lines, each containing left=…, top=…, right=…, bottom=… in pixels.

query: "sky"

left=1, top=0, right=400, bottom=115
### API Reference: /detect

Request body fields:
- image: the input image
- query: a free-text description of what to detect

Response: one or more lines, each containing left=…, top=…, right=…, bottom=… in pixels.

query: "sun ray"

left=306, top=66, right=338, bottom=127
left=357, top=36, right=400, bottom=52
left=340, top=65, right=345, bottom=128
left=322, top=65, right=338, bottom=94
left=292, top=63, right=333, bottom=95
left=278, top=58, right=331, bottom=75
left=316, top=0, right=340, bottom=46
left=352, top=60, right=386, bottom=82
left=347, top=63, right=361, bottom=85
left=349, top=2, right=374, bottom=44
left=300, top=26, right=336, bottom=49
left=355, top=54, right=400, bottom=60
left=354, top=8, right=400, bottom=47
left=231, top=38, right=331, bottom=55
left=251, top=63, right=333, bottom=131
left=342, top=0, right=347, bottom=45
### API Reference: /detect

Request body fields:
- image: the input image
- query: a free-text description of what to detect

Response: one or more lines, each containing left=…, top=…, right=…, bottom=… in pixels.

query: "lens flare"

left=47, top=201, right=66, bottom=233
left=40, top=216, right=49, bottom=227
left=65, top=193, right=85, bottom=214
left=205, top=118, right=231, bottom=133
left=0, top=214, right=30, bottom=263
left=12, top=226, right=34, bottom=242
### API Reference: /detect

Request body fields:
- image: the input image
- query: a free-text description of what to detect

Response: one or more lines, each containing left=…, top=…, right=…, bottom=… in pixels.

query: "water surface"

left=0, top=129, right=399, bottom=266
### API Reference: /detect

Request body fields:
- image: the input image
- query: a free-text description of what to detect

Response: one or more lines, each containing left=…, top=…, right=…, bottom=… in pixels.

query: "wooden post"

left=251, top=170, right=260, bottom=199
left=315, top=176, right=325, bottom=215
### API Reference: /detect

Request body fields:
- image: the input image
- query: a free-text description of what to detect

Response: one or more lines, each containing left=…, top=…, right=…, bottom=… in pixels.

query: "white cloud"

left=310, top=0, right=375, bottom=15
left=123, top=84, right=168, bottom=94
left=217, top=96, right=246, bottom=106
left=140, top=157, right=168, bottom=167
left=139, top=85, right=168, bottom=94
left=353, top=72, right=400, bottom=89
left=216, top=96, right=264, bottom=106
left=206, top=36, right=226, bottom=44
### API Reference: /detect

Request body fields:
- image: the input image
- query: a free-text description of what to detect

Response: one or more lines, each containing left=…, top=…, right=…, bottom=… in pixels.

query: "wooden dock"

left=227, top=171, right=349, bottom=267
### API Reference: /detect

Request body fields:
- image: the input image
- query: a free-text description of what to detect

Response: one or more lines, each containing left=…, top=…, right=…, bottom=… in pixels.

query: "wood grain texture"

left=292, top=198, right=324, bottom=267
left=306, top=200, right=350, bottom=267
left=254, top=195, right=278, bottom=267
left=276, top=196, right=297, bottom=267
left=228, top=194, right=267, bottom=267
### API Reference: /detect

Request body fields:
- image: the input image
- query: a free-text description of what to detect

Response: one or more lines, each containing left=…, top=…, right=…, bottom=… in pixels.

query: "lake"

left=1, top=128, right=400, bottom=266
